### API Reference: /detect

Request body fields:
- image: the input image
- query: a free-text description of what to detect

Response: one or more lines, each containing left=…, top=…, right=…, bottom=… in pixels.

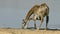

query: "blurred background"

left=0, top=0, right=60, bottom=29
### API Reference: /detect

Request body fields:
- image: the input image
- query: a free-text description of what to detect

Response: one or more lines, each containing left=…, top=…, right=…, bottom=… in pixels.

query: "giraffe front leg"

left=33, top=15, right=37, bottom=29
left=34, top=20, right=36, bottom=29
left=39, top=16, right=44, bottom=30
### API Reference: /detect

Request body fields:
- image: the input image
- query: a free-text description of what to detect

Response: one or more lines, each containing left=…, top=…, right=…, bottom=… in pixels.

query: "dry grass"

left=0, top=28, right=60, bottom=34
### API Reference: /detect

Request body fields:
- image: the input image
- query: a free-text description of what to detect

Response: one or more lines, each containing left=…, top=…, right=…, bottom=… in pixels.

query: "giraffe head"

left=22, top=19, right=26, bottom=24
left=22, top=19, right=27, bottom=29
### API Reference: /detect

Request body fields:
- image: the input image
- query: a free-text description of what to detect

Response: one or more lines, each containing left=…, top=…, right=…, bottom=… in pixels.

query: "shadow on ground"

left=22, top=27, right=60, bottom=31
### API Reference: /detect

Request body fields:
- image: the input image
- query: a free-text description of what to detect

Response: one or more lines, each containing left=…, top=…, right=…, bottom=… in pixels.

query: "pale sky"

left=0, top=0, right=60, bottom=29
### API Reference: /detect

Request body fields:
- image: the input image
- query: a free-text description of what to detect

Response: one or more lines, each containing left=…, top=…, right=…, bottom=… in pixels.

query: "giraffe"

left=22, top=4, right=40, bottom=29
left=22, top=3, right=49, bottom=30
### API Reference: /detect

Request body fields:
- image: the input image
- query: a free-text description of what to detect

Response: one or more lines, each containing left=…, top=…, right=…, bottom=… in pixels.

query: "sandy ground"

left=0, top=28, right=60, bottom=34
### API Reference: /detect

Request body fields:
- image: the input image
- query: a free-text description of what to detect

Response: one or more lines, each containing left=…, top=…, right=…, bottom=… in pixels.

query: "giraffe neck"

left=24, top=5, right=40, bottom=22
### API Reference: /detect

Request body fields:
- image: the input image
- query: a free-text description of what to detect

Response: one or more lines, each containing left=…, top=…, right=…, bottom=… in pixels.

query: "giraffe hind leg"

left=46, top=16, right=49, bottom=30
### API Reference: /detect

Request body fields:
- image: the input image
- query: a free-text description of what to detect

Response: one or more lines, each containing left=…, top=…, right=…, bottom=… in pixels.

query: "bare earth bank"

left=0, top=28, right=60, bottom=34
